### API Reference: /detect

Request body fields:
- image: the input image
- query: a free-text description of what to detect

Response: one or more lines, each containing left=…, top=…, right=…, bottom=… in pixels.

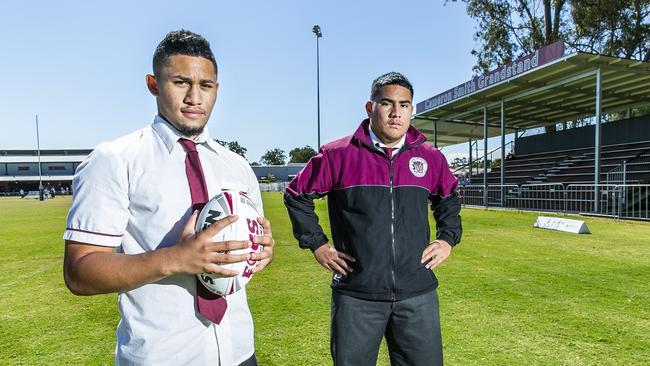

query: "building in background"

left=0, top=149, right=305, bottom=195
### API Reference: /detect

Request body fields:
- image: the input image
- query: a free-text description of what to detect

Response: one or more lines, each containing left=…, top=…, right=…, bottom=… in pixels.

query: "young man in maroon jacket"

left=284, top=72, right=462, bottom=366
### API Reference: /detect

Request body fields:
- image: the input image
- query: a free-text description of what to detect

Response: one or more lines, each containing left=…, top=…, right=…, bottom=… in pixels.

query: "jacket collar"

left=352, top=118, right=427, bottom=151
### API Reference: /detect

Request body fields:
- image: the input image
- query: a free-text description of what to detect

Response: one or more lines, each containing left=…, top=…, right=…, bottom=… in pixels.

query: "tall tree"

left=288, top=145, right=317, bottom=163
left=450, top=0, right=650, bottom=72
left=260, top=148, right=287, bottom=165
left=451, top=0, right=567, bottom=73
left=214, top=139, right=248, bottom=159
left=570, top=0, right=650, bottom=61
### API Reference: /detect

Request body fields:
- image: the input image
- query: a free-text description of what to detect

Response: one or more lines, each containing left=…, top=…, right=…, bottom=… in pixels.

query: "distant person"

left=19, top=188, right=25, bottom=198
left=63, top=30, right=275, bottom=365
left=285, top=72, right=462, bottom=366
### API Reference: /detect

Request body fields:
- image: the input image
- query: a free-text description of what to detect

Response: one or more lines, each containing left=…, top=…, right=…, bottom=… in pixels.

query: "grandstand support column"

left=468, top=139, right=472, bottom=178
left=500, top=100, right=505, bottom=207
left=594, top=68, right=602, bottom=212
left=483, top=105, right=488, bottom=207
left=434, top=120, right=438, bottom=148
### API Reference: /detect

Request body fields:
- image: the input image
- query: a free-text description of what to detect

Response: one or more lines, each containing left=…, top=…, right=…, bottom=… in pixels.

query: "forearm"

left=64, top=243, right=178, bottom=296
left=432, top=191, right=463, bottom=246
left=284, top=193, right=329, bottom=250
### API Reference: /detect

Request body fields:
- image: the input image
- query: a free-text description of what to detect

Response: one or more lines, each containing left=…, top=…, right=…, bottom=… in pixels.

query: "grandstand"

left=412, top=41, right=650, bottom=220
left=0, top=149, right=89, bottom=195
left=0, top=149, right=304, bottom=195
left=467, top=118, right=650, bottom=186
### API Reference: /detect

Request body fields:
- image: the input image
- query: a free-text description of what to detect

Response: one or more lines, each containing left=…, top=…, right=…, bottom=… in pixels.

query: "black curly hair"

left=370, top=72, right=413, bottom=101
left=152, top=29, right=217, bottom=77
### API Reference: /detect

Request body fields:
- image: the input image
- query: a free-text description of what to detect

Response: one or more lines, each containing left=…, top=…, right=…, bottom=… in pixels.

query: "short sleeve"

left=63, top=144, right=130, bottom=247
left=246, top=166, right=264, bottom=216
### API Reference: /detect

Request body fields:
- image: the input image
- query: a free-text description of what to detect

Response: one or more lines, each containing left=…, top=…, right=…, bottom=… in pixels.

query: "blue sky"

left=0, top=0, right=485, bottom=163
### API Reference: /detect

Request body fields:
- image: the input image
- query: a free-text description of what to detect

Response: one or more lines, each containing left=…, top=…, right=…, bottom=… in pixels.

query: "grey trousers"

left=330, top=290, right=443, bottom=366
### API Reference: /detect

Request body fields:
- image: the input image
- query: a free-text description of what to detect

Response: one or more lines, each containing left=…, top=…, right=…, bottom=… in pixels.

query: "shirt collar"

left=151, top=115, right=219, bottom=154
left=368, top=126, right=406, bottom=151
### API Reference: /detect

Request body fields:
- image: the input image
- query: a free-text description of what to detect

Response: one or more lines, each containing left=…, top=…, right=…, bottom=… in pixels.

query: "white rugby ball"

left=195, top=190, right=264, bottom=296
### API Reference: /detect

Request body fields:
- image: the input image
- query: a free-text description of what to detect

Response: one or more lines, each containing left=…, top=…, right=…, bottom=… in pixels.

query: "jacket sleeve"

left=284, top=148, right=333, bottom=252
left=429, top=151, right=462, bottom=246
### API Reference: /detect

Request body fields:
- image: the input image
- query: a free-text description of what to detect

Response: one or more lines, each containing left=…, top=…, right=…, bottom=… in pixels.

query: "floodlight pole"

left=36, top=115, right=43, bottom=201
left=313, top=25, right=322, bottom=149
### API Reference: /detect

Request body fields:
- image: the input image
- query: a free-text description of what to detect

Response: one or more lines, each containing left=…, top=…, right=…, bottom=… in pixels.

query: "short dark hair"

left=152, top=29, right=218, bottom=77
left=370, top=72, right=414, bottom=101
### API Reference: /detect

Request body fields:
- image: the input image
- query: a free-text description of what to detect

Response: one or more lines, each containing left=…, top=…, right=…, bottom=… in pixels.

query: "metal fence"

left=606, top=149, right=650, bottom=185
left=619, top=185, right=650, bottom=220
left=259, top=182, right=289, bottom=192
left=518, top=184, right=566, bottom=212
left=459, top=183, right=650, bottom=221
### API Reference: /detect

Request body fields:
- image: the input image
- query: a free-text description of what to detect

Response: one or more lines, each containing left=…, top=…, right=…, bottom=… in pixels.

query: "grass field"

left=1, top=194, right=649, bottom=365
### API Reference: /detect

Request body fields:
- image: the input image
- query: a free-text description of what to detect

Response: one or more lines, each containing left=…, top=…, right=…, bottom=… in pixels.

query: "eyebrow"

left=170, top=75, right=217, bottom=84
left=379, top=97, right=412, bottom=104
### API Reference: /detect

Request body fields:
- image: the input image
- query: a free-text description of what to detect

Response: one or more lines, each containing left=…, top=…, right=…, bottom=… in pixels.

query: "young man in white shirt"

left=63, top=30, right=274, bottom=366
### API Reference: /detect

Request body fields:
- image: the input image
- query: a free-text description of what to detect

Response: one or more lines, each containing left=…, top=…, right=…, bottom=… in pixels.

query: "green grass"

left=1, top=195, right=649, bottom=365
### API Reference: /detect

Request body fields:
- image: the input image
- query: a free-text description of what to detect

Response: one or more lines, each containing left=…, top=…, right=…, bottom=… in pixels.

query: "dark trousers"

left=238, top=353, right=258, bottom=366
left=330, top=290, right=443, bottom=366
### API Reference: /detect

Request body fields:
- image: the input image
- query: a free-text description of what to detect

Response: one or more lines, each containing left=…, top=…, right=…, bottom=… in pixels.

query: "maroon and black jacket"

left=284, top=119, right=462, bottom=301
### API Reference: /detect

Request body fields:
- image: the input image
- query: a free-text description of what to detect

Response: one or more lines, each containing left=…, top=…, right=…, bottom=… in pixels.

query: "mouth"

left=387, top=122, right=402, bottom=129
left=181, top=109, right=205, bottom=119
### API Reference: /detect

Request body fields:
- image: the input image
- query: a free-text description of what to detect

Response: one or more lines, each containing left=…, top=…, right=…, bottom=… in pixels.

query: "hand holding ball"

left=195, top=190, right=264, bottom=296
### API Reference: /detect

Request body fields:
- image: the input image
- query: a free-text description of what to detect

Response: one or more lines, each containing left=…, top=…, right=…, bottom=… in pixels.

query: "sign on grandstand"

left=533, top=216, right=590, bottom=234
left=416, top=41, right=565, bottom=114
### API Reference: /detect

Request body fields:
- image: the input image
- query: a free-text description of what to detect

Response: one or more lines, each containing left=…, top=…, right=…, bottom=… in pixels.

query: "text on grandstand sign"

left=415, top=41, right=564, bottom=114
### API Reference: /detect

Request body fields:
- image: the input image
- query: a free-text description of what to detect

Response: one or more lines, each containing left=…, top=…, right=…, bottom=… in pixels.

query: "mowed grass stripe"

left=1, top=194, right=649, bottom=365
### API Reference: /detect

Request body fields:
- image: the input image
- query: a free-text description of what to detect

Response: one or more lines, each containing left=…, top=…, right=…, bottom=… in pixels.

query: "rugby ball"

left=195, top=190, right=264, bottom=296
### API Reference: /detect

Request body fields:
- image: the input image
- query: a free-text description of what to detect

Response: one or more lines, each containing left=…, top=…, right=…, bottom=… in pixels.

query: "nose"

left=389, top=104, right=400, bottom=118
left=184, top=85, right=201, bottom=106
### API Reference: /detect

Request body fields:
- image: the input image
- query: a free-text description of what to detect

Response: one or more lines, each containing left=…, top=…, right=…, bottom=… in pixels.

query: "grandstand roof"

left=412, top=42, right=650, bottom=147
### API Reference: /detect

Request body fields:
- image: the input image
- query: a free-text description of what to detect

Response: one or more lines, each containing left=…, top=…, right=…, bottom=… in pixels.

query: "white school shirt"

left=64, top=115, right=262, bottom=366
left=368, top=126, right=406, bottom=157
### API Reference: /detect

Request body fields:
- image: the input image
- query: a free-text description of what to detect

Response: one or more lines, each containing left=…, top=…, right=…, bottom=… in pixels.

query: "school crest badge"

left=409, top=157, right=427, bottom=178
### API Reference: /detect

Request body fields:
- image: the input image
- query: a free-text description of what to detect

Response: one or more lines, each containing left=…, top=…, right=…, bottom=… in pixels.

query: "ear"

left=365, top=100, right=373, bottom=116
left=146, top=74, right=158, bottom=96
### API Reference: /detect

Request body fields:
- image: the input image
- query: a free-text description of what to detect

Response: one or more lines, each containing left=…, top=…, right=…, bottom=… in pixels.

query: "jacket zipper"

left=388, top=152, right=396, bottom=301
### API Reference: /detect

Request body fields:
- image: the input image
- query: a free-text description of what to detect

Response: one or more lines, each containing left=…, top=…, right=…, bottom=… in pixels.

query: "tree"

left=260, top=148, right=287, bottom=165
left=450, top=0, right=650, bottom=72
left=450, top=156, right=468, bottom=169
left=214, top=139, right=247, bottom=159
left=288, top=145, right=317, bottom=163
left=570, top=0, right=650, bottom=62
left=490, top=158, right=502, bottom=169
